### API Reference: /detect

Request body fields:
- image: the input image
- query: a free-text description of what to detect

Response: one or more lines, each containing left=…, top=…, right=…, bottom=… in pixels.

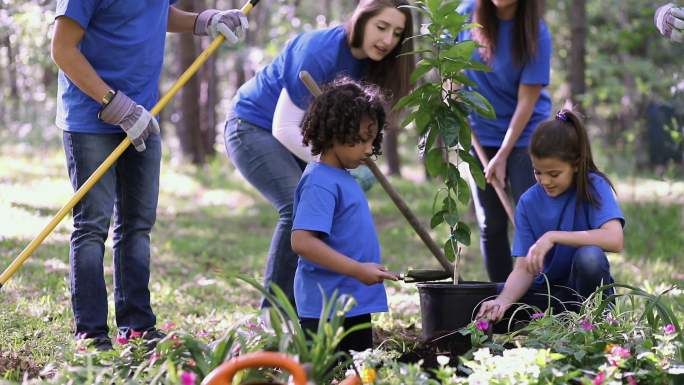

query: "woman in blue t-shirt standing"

left=224, top=0, right=413, bottom=308
left=477, top=109, right=624, bottom=323
left=459, top=0, right=552, bottom=282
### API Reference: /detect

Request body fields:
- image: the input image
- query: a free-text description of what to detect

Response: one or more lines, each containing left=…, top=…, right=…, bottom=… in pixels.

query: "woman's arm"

left=291, top=230, right=397, bottom=285
left=51, top=17, right=111, bottom=103
left=477, top=257, right=536, bottom=322
left=272, top=89, right=312, bottom=162
left=486, top=84, right=542, bottom=188
left=527, top=219, right=624, bottom=274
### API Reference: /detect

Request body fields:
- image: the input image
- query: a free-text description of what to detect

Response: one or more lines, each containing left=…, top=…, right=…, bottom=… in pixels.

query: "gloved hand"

left=655, top=3, right=684, bottom=42
left=98, top=91, right=160, bottom=152
left=350, top=165, right=377, bottom=192
left=194, top=9, right=248, bottom=43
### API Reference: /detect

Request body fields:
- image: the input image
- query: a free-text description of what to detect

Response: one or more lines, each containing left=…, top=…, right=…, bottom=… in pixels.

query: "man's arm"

left=51, top=16, right=111, bottom=104
left=167, top=6, right=197, bottom=33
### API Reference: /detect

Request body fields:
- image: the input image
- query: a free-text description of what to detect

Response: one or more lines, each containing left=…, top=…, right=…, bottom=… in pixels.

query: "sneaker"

left=141, top=328, right=167, bottom=350
left=88, top=337, right=113, bottom=352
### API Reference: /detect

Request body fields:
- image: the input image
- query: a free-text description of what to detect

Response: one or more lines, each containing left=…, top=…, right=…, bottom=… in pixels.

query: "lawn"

left=0, top=136, right=683, bottom=382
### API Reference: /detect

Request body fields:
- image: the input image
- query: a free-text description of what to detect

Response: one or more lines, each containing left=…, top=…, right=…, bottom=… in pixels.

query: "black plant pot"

left=417, top=282, right=498, bottom=342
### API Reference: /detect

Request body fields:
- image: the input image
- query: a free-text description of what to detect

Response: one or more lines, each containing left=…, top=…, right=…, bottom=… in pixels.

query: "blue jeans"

left=224, top=116, right=305, bottom=308
left=470, top=146, right=536, bottom=282
left=63, top=131, right=160, bottom=339
left=497, top=246, right=615, bottom=317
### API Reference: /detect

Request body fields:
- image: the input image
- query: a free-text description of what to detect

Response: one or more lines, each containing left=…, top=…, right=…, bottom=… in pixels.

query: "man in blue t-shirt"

left=52, top=0, right=247, bottom=351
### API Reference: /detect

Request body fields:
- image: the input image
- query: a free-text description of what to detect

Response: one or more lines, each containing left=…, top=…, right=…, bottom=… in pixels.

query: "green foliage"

left=398, top=0, right=493, bottom=276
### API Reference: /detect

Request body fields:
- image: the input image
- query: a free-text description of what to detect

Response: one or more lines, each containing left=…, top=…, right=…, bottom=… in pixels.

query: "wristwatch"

left=101, top=89, right=116, bottom=106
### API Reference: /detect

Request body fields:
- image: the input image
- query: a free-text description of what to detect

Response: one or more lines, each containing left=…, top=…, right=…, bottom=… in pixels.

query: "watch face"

left=102, top=90, right=115, bottom=105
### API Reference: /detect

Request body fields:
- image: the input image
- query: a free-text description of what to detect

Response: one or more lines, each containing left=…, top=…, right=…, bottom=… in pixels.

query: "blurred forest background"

left=1, top=0, right=683, bottom=175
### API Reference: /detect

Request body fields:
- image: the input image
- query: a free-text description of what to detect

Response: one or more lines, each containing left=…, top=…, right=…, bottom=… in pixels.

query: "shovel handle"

left=470, top=133, right=515, bottom=227
left=0, top=0, right=260, bottom=289
left=298, top=71, right=454, bottom=275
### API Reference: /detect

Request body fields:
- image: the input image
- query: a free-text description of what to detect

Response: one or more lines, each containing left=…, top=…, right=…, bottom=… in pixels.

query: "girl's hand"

left=526, top=232, right=556, bottom=275
left=485, top=152, right=507, bottom=189
left=354, top=263, right=399, bottom=285
left=477, top=297, right=513, bottom=323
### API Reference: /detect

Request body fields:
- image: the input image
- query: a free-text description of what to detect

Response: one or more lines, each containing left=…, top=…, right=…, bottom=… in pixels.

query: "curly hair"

left=301, top=77, right=387, bottom=157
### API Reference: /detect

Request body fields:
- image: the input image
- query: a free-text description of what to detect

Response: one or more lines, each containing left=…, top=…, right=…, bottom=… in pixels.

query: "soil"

left=0, top=350, right=43, bottom=380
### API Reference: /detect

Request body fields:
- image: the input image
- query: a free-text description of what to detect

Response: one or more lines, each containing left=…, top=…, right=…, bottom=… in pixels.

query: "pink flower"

left=161, top=322, right=176, bottom=332
left=476, top=319, right=490, bottom=331
left=180, top=371, right=197, bottom=385
left=664, top=324, right=676, bottom=334
left=580, top=319, right=595, bottom=331
left=150, top=352, right=161, bottom=364
left=531, top=312, right=545, bottom=319
left=77, top=345, right=87, bottom=353
left=627, top=375, right=638, bottom=385
left=610, top=345, right=630, bottom=359
left=196, top=330, right=209, bottom=338
left=605, top=314, right=619, bottom=325
left=130, top=330, right=143, bottom=339
left=592, top=371, right=606, bottom=385
left=116, top=336, right=129, bottom=345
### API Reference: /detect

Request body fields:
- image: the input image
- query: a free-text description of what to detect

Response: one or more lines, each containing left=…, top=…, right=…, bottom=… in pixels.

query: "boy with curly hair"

left=291, top=77, right=398, bottom=353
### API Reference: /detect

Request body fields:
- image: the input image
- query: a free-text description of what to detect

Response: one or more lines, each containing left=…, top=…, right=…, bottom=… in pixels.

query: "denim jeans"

left=224, top=116, right=305, bottom=308
left=470, top=146, right=536, bottom=282
left=496, top=245, right=615, bottom=319
left=63, top=131, right=160, bottom=339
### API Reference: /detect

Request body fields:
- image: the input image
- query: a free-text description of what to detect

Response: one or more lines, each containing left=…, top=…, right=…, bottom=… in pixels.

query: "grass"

left=0, top=138, right=683, bottom=381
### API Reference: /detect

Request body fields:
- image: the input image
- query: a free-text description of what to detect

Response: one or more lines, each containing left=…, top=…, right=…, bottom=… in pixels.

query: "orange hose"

left=201, top=352, right=307, bottom=385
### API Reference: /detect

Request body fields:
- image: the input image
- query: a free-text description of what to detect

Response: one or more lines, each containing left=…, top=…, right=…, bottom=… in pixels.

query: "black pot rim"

left=416, top=281, right=498, bottom=289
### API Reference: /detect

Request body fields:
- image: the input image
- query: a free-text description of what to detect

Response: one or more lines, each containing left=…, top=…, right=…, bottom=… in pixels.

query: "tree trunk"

left=175, top=0, right=205, bottom=164
left=384, top=119, right=402, bottom=176
left=3, top=33, right=18, bottom=99
left=569, top=0, right=586, bottom=113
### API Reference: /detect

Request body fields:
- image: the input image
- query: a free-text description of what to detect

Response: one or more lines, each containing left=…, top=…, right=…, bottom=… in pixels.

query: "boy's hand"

left=526, top=232, right=555, bottom=275
left=354, top=263, right=399, bottom=285
left=477, top=296, right=512, bottom=323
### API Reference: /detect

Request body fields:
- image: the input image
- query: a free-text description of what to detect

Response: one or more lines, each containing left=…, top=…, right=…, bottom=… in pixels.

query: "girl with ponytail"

left=477, top=108, right=625, bottom=323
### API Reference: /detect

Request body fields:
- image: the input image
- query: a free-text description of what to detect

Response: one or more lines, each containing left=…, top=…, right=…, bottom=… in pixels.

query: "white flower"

left=436, top=355, right=450, bottom=366
left=473, top=348, right=492, bottom=362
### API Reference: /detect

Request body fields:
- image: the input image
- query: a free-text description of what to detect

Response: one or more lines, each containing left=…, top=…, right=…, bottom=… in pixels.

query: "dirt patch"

left=0, top=350, right=43, bottom=380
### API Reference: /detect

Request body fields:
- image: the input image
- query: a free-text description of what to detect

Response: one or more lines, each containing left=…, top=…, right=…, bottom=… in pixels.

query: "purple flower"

left=610, top=345, right=630, bottom=359
left=150, top=352, right=161, bottom=364
left=531, top=312, right=545, bottom=320
left=627, top=375, right=638, bottom=385
left=605, top=314, right=619, bottom=325
left=180, top=371, right=197, bottom=385
left=580, top=319, right=595, bottom=331
left=130, top=330, right=142, bottom=339
left=664, top=323, right=676, bottom=334
left=197, top=330, right=209, bottom=338
left=476, top=319, right=490, bottom=331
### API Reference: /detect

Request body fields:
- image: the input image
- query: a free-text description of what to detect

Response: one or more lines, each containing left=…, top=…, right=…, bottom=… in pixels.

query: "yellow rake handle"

left=0, top=0, right=259, bottom=289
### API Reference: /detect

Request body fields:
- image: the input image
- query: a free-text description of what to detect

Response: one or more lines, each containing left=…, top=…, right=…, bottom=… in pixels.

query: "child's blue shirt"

left=512, top=173, right=625, bottom=286
left=292, top=162, right=388, bottom=318
left=457, top=0, right=552, bottom=148
left=233, top=26, right=368, bottom=131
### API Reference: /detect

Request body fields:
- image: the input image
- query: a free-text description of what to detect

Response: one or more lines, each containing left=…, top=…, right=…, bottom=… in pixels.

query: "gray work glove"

left=98, top=92, right=160, bottom=152
left=194, top=9, right=248, bottom=44
left=655, top=3, right=684, bottom=42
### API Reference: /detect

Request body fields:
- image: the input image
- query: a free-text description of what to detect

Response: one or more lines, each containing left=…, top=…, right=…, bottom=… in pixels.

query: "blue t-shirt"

left=458, top=1, right=552, bottom=147
left=55, top=0, right=174, bottom=133
left=292, top=162, right=388, bottom=318
left=233, top=26, right=368, bottom=131
left=512, top=173, right=625, bottom=287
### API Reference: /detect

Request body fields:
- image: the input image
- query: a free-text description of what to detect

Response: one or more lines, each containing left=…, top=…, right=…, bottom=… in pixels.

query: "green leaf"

left=430, top=210, right=445, bottom=229
left=394, top=93, right=419, bottom=111
left=459, top=149, right=485, bottom=190
left=443, top=40, right=476, bottom=61
left=444, top=211, right=459, bottom=227
left=444, top=238, right=457, bottom=263
left=457, top=177, right=470, bottom=205
left=439, top=113, right=460, bottom=147
left=400, top=110, right=417, bottom=128
left=454, top=221, right=471, bottom=246
left=458, top=117, right=472, bottom=152
left=415, top=107, right=433, bottom=135
left=410, top=59, right=435, bottom=84
left=425, top=148, right=447, bottom=177
left=460, top=90, right=496, bottom=119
